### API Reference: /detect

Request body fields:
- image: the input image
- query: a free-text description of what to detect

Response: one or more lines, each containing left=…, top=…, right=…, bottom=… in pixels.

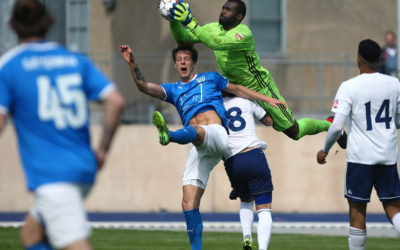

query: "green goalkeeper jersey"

left=170, top=21, right=273, bottom=92
left=170, top=21, right=297, bottom=132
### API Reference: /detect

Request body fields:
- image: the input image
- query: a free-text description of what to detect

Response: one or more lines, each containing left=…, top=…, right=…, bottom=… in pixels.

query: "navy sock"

left=183, top=208, right=203, bottom=250
left=170, top=125, right=198, bottom=144
left=26, top=241, right=53, bottom=250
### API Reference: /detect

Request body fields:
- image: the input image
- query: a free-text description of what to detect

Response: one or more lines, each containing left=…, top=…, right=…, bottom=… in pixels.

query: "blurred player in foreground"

left=317, top=39, right=400, bottom=250
left=223, top=94, right=274, bottom=250
left=0, top=0, right=125, bottom=249
left=167, top=0, right=346, bottom=148
left=120, top=42, right=284, bottom=250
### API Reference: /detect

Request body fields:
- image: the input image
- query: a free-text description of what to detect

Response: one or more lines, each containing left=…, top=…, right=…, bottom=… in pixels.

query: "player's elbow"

left=138, top=83, right=153, bottom=96
left=107, top=91, right=125, bottom=111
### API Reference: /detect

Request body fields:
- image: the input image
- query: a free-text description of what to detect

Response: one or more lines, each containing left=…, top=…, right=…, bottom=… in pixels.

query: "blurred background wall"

left=0, top=0, right=398, bottom=213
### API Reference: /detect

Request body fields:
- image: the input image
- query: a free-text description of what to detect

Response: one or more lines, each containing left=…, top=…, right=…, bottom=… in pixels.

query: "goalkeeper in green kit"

left=168, top=0, right=346, bottom=146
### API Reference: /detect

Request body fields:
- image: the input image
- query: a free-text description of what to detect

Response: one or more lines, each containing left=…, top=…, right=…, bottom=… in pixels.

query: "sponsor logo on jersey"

left=235, top=33, right=243, bottom=40
left=332, top=99, right=339, bottom=109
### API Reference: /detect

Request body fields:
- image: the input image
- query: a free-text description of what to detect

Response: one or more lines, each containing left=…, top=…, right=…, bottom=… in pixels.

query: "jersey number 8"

left=227, top=107, right=246, bottom=132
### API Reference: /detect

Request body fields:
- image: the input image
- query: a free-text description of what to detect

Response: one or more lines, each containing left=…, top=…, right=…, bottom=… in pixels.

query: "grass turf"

left=0, top=227, right=398, bottom=249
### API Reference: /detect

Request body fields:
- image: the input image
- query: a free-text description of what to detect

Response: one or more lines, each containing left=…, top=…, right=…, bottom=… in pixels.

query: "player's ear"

left=356, top=55, right=361, bottom=67
left=236, top=13, right=243, bottom=22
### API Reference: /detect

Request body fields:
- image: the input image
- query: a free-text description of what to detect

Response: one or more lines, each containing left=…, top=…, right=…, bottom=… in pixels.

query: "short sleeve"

left=331, top=82, right=351, bottom=115
left=214, top=72, right=229, bottom=91
left=252, top=101, right=267, bottom=120
left=81, top=56, right=114, bottom=101
left=160, top=83, right=174, bottom=103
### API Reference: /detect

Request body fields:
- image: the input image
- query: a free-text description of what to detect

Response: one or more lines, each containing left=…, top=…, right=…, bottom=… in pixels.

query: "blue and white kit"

left=161, top=72, right=229, bottom=189
left=0, top=41, right=114, bottom=191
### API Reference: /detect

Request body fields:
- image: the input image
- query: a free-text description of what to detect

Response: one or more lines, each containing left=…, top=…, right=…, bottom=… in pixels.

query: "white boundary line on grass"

left=1, top=222, right=398, bottom=237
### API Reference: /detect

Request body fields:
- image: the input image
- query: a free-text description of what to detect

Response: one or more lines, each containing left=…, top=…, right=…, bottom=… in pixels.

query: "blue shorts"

left=345, top=162, right=400, bottom=203
left=224, top=148, right=273, bottom=204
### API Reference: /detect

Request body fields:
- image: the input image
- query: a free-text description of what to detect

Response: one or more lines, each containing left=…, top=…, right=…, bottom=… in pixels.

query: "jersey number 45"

left=37, top=73, right=87, bottom=130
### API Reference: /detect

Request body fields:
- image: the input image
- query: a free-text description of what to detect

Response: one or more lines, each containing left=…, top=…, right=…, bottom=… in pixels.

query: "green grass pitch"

left=0, top=227, right=398, bottom=249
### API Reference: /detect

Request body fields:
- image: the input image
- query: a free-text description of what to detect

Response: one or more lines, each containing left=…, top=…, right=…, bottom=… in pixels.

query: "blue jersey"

left=0, top=41, right=114, bottom=191
left=161, top=72, right=229, bottom=128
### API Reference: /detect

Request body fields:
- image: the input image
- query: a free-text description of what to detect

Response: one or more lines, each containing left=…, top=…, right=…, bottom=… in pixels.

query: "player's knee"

left=283, top=122, right=299, bottom=140
left=182, top=199, right=196, bottom=211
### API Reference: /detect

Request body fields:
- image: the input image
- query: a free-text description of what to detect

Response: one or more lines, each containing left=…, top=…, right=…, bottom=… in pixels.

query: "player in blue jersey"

left=120, top=42, right=285, bottom=250
left=0, top=1, right=125, bottom=249
left=317, top=39, right=400, bottom=250
left=223, top=95, right=274, bottom=250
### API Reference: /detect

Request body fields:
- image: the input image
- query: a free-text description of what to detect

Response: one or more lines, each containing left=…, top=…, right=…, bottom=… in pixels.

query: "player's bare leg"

left=20, top=214, right=48, bottom=248
left=348, top=200, right=367, bottom=250
left=382, top=199, right=400, bottom=232
left=348, top=200, right=367, bottom=229
left=182, top=185, right=204, bottom=210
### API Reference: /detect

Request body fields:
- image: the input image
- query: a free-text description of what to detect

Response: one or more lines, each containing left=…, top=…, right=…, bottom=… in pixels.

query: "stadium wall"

left=88, top=0, right=397, bottom=122
left=0, top=124, right=386, bottom=213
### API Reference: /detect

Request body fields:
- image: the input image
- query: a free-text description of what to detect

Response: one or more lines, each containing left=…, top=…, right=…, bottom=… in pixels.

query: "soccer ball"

left=159, top=0, right=179, bottom=20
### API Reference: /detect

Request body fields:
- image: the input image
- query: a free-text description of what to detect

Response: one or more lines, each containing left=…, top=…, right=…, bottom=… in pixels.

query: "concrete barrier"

left=0, top=124, right=385, bottom=213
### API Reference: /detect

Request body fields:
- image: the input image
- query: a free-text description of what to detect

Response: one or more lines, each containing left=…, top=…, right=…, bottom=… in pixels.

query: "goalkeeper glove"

left=169, top=2, right=197, bottom=29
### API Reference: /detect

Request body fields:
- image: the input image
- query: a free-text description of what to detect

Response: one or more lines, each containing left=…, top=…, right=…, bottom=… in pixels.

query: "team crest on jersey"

left=332, top=99, right=339, bottom=109
left=235, top=33, right=243, bottom=40
left=196, top=76, right=206, bottom=83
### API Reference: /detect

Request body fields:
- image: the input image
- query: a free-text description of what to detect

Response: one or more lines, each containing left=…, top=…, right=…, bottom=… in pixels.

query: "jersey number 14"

left=365, top=99, right=392, bottom=131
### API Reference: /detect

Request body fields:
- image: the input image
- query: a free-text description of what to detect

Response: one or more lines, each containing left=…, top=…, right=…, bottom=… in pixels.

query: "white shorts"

left=183, top=124, right=228, bottom=189
left=29, top=183, right=92, bottom=249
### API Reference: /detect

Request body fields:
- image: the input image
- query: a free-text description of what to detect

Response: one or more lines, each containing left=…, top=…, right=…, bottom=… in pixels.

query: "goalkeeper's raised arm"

left=169, top=0, right=252, bottom=51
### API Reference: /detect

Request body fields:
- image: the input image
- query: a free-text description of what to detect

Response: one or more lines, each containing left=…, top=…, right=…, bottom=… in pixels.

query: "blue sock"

left=170, top=125, right=198, bottom=144
left=26, top=241, right=53, bottom=250
left=183, top=208, right=203, bottom=250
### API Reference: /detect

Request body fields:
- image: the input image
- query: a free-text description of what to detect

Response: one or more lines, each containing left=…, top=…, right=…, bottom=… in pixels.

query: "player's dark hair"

left=172, top=42, right=198, bottom=63
left=228, top=0, right=246, bottom=20
left=9, top=0, right=54, bottom=40
left=358, top=39, right=381, bottom=70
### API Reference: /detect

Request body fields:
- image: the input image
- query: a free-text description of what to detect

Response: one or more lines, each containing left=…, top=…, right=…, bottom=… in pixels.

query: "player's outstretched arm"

left=119, top=45, right=165, bottom=100
left=225, top=83, right=286, bottom=109
left=260, top=115, right=273, bottom=127
left=170, top=20, right=200, bottom=44
left=96, top=90, right=125, bottom=170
